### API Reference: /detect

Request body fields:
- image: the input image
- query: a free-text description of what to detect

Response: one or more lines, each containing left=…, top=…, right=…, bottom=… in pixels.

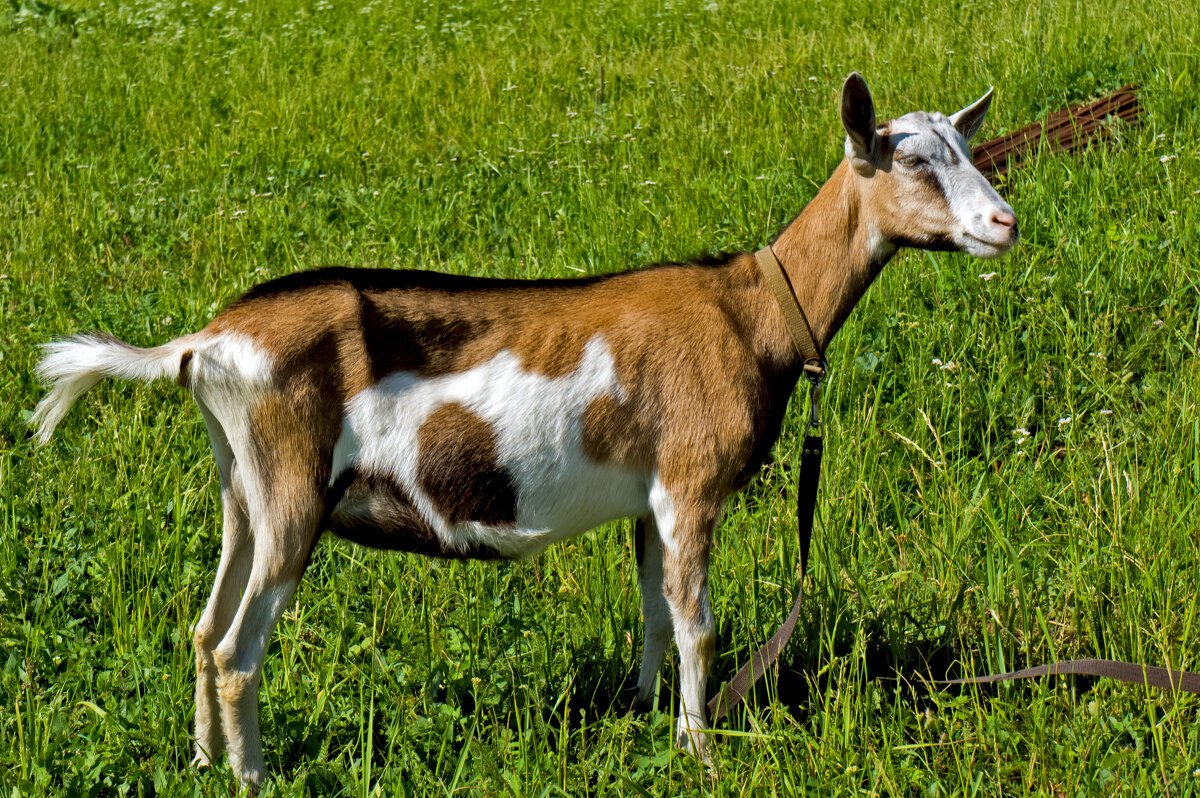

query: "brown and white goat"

left=32, top=73, right=1017, bottom=789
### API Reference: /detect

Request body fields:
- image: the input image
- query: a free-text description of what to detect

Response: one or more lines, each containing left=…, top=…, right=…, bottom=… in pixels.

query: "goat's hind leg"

left=632, top=516, right=672, bottom=709
left=192, top=406, right=253, bottom=768
left=212, top=483, right=323, bottom=791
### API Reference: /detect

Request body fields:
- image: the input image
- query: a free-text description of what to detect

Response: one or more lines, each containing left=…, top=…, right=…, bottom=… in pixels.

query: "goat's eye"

left=898, top=154, right=926, bottom=168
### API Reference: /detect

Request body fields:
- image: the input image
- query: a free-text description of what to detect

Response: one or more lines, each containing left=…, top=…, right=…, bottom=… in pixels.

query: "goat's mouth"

left=960, top=228, right=1019, bottom=259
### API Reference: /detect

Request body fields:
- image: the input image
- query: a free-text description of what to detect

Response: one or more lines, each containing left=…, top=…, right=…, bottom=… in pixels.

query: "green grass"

left=2, top=0, right=1200, bottom=794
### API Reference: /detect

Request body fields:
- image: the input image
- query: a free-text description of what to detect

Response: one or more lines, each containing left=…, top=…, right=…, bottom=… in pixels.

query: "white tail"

left=31, top=333, right=189, bottom=446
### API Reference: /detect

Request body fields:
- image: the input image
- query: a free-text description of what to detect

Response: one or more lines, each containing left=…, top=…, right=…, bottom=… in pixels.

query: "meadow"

left=2, top=0, right=1199, bottom=793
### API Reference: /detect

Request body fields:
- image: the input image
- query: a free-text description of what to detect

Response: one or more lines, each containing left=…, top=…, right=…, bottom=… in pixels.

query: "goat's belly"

left=327, top=461, right=647, bottom=559
left=327, top=468, right=507, bottom=559
left=328, top=337, right=651, bottom=559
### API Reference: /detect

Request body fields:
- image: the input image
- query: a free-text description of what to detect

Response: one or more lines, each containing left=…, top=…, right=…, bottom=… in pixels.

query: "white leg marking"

left=671, top=599, right=716, bottom=759
left=209, top=481, right=317, bottom=791
left=192, top=481, right=253, bottom=768
left=213, top=574, right=298, bottom=790
left=648, top=478, right=677, bottom=557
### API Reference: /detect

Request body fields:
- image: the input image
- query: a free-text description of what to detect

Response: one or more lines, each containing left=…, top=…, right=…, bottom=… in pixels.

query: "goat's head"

left=840, top=72, right=1019, bottom=260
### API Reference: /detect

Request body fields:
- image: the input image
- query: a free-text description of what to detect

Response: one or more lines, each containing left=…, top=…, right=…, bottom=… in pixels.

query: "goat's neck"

left=769, top=160, right=896, bottom=352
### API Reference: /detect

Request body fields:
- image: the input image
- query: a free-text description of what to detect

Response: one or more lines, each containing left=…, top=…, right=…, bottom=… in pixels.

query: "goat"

left=32, top=73, right=1017, bottom=790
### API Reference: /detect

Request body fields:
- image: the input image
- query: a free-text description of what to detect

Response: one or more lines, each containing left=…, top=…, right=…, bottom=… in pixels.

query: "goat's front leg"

left=634, top=516, right=672, bottom=707
left=651, top=489, right=718, bottom=759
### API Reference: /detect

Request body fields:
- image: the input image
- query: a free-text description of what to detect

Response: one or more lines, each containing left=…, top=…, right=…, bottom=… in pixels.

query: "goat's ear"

left=841, top=72, right=879, bottom=177
left=950, top=87, right=994, bottom=141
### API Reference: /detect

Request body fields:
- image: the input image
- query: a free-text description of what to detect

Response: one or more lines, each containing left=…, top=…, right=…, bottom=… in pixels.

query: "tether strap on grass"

left=709, top=444, right=1200, bottom=724
left=933, top=659, right=1200, bottom=693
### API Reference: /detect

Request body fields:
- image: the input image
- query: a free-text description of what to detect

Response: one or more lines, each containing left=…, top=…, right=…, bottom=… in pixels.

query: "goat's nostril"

left=991, top=210, right=1017, bottom=230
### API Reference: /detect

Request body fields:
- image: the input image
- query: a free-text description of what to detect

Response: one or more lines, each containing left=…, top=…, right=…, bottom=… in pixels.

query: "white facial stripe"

left=335, top=335, right=649, bottom=556
left=890, top=114, right=969, bottom=164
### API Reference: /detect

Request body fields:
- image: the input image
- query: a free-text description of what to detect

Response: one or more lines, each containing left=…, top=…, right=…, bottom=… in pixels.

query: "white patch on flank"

left=333, top=335, right=649, bottom=557
left=187, top=333, right=274, bottom=395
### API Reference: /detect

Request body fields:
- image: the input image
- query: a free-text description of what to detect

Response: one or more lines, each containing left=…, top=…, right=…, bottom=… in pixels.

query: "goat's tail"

left=31, top=332, right=192, bottom=446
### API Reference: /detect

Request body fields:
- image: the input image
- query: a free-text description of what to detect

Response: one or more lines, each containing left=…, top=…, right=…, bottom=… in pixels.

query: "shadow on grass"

left=707, top=586, right=1105, bottom=724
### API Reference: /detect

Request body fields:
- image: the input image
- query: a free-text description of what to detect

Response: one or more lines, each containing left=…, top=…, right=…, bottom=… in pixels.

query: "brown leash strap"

left=710, top=428, right=1200, bottom=720
left=754, top=245, right=826, bottom=379
left=932, top=658, right=1200, bottom=693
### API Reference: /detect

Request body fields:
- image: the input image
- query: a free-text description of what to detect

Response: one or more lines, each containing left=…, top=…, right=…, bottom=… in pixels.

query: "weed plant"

left=2, top=0, right=1199, bottom=794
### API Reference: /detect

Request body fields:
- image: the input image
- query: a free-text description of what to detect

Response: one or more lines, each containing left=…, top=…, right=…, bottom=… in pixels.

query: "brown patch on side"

left=359, top=288, right=593, bottom=380
left=327, top=469, right=505, bottom=559
left=416, top=403, right=518, bottom=526
left=581, top=393, right=657, bottom=472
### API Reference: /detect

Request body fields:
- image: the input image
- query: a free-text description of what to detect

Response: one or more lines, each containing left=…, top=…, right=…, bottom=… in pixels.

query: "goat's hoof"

left=238, top=774, right=264, bottom=796
left=621, top=686, right=652, bottom=714
left=232, top=764, right=265, bottom=796
left=675, top=718, right=712, bottom=762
